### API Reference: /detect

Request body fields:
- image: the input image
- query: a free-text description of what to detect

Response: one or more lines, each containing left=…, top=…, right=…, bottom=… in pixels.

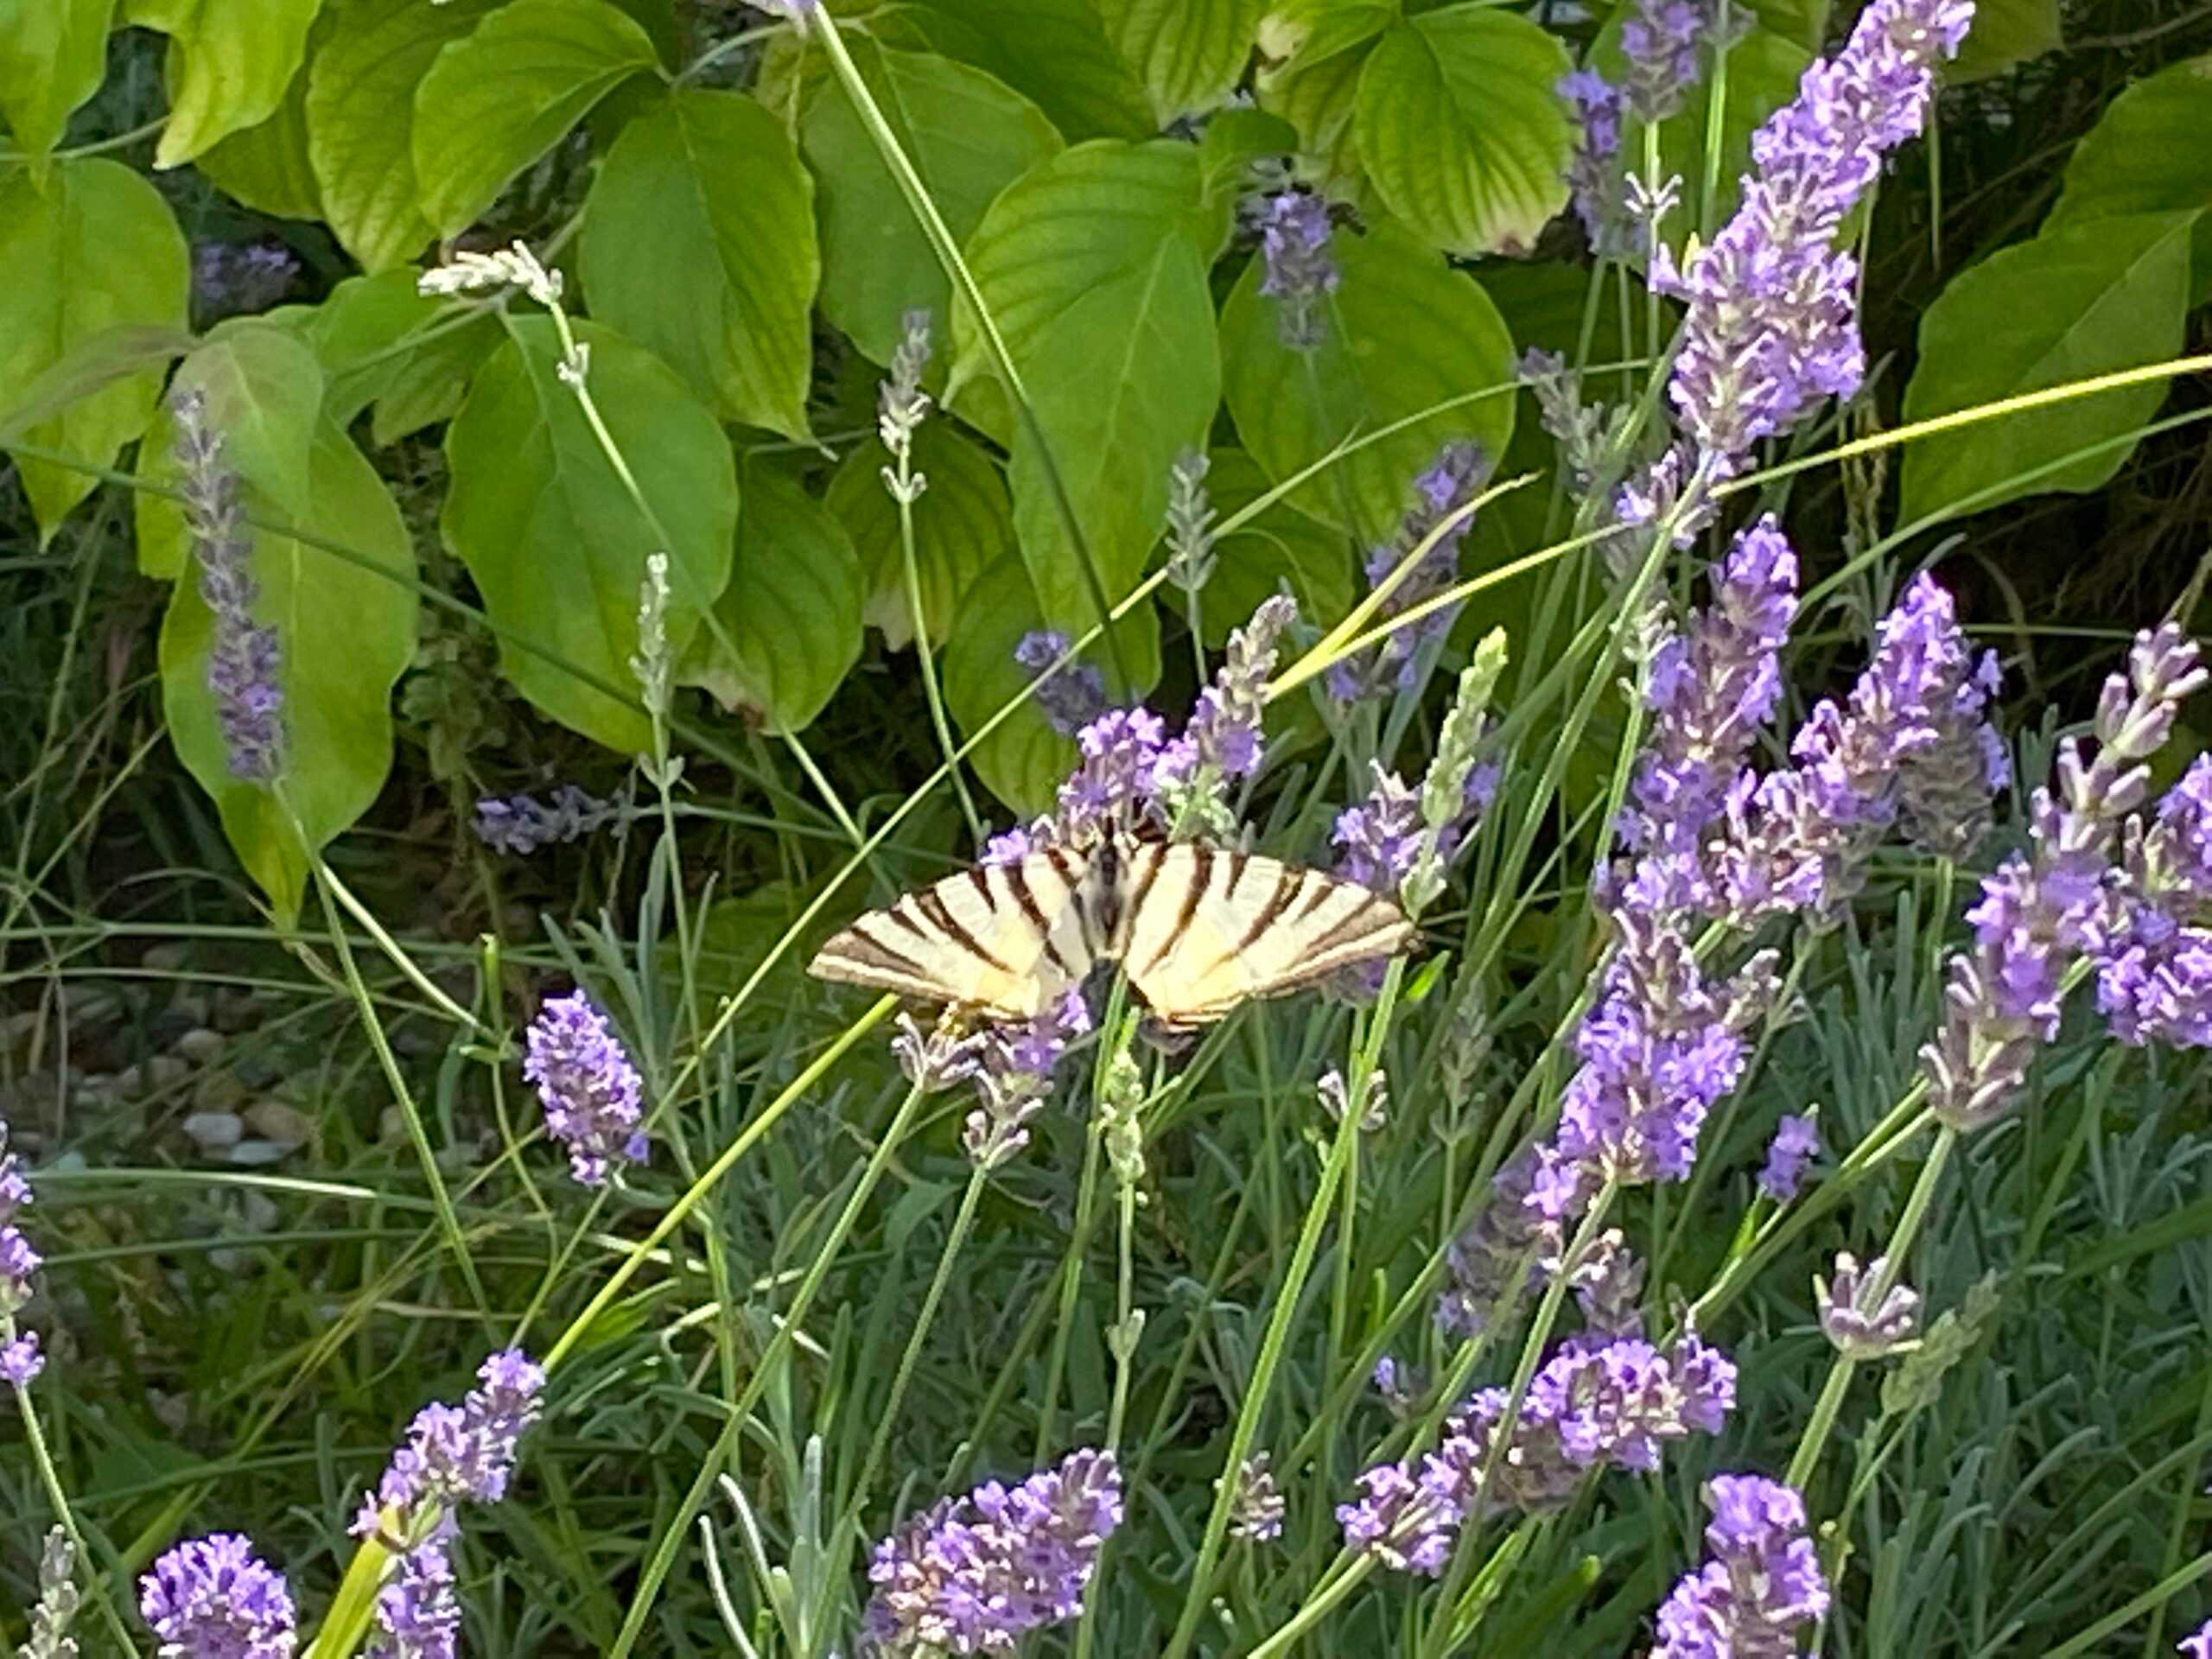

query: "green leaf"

left=0, top=0, right=117, bottom=174
left=1899, top=214, right=2196, bottom=525
left=276, top=271, right=504, bottom=440
left=578, top=88, right=817, bottom=436
left=939, top=552, right=1078, bottom=815
left=681, top=460, right=863, bottom=733
left=1221, top=219, right=1517, bottom=543
left=155, top=420, right=418, bottom=923
left=917, top=0, right=1154, bottom=141
left=0, top=160, right=190, bottom=541
left=412, top=0, right=660, bottom=240
left=307, top=0, right=500, bottom=271
left=1948, top=0, right=2060, bottom=81
left=1203, top=447, right=1353, bottom=648
left=1096, top=0, right=1264, bottom=123
left=441, top=316, right=738, bottom=754
left=1256, top=27, right=1377, bottom=205
left=129, top=0, right=324, bottom=167
left=195, top=48, right=323, bottom=219
left=950, top=139, right=1216, bottom=691
left=1196, top=106, right=1301, bottom=216
left=2047, top=54, right=2212, bottom=304
left=1355, top=5, right=1573, bottom=256
left=800, top=41, right=1063, bottom=370
left=1738, top=0, right=1828, bottom=51
left=825, top=419, right=1015, bottom=648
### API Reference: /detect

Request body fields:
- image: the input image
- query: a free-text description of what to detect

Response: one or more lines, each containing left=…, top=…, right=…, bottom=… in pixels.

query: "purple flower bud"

left=473, top=786, right=615, bottom=855
left=1015, top=631, right=1109, bottom=738
left=173, top=390, right=284, bottom=783
left=1756, top=1112, right=1821, bottom=1200
left=356, top=1348, right=546, bottom=1535
left=139, top=1533, right=297, bottom=1659
left=1055, top=708, right=1167, bottom=843
left=1253, top=190, right=1340, bottom=349
left=2180, top=1618, right=2212, bottom=1659
left=1651, top=1474, right=1828, bottom=1656
left=1228, top=1453, right=1287, bottom=1542
left=1817, top=1251, right=1920, bottom=1358
left=523, top=992, right=649, bottom=1187
left=367, top=1538, right=459, bottom=1659
left=1327, top=443, right=1488, bottom=702
left=1621, top=0, right=1724, bottom=121
left=1559, top=72, right=1625, bottom=245
left=1, top=1333, right=43, bottom=1386
left=963, top=988, right=1093, bottom=1167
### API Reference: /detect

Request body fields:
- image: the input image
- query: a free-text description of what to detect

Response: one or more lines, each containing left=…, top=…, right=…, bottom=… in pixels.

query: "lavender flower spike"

left=1621, top=0, right=1723, bottom=121
left=1327, top=443, right=1488, bottom=702
left=474, top=785, right=616, bottom=855
left=355, top=1348, right=547, bottom=1536
left=1155, top=594, right=1299, bottom=838
left=1055, top=707, right=1168, bottom=845
left=173, top=389, right=284, bottom=782
left=2092, top=754, right=2212, bottom=1048
left=862, top=1448, right=1122, bottom=1655
left=368, top=1537, right=460, bottom=1659
left=1, top=1110, right=44, bottom=1386
left=1560, top=71, right=1624, bottom=245
left=1757, top=1112, right=1821, bottom=1200
left=140, top=1533, right=298, bottom=1659
left=1817, top=1251, right=1921, bottom=1359
left=1014, top=631, right=1109, bottom=738
left=1254, top=189, right=1340, bottom=349
left=523, top=991, right=650, bottom=1187
left=1650, top=1475, right=1828, bottom=1656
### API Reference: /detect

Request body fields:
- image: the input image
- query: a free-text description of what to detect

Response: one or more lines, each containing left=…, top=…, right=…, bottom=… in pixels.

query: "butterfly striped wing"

left=807, top=849, right=1104, bottom=1020
left=1114, top=842, right=1414, bottom=1027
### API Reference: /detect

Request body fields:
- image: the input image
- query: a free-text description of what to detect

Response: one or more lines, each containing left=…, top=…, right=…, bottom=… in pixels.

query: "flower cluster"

left=192, top=241, right=299, bottom=324
left=2182, top=1618, right=2212, bottom=1659
left=1341, top=1329, right=1733, bottom=1573
left=1818, top=1251, right=1921, bottom=1359
left=1652, top=0, right=1976, bottom=473
left=963, top=988, right=1095, bottom=1167
left=1, top=1110, right=42, bottom=1386
left=1650, top=1475, right=1829, bottom=1656
left=473, top=785, right=617, bottom=855
left=1326, top=443, right=1489, bottom=702
left=1253, top=189, right=1340, bottom=349
left=2092, top=754, right=2212, bottom=1047
left=861, top=1448, right=1122, bottom=1656
left=1922, top=626, right=2204, bottom=1131
left=1014, top=630, right=1109, bottom=738
left=1155, top=595, right=1298, bottom=836
left=139, top=1533, right=297, bottom=1659
left=173, top=389, right=284, bottom=783
left=523, top=992, right=650, bottom=1186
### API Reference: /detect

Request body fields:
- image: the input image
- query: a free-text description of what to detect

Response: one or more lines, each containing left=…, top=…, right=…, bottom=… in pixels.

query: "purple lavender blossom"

left=1650, top=0, right=1976, bottom=474
left=980, top=823, right=1039, bottom=866
left=1334, top=766, right=1424, bottom=894
left=861, top=1449, right=1122, bottom=1655
left=355, top=1349, right=546, bottom=1536
left=367, top=1539, right=459, bottom=1659
left=1341, top=1329, right=1734, bottom=1573
left=2181, top=1619, right=2212, bottom=1659
left=192, top=242, right=300, bottom=325
left=173, top=390, right=284, bottom=783
left=1923, top=626, right=2205, bottom=1131
left=1228, top=1453, right=1287, bottom=1542
left=1620, top=0, right=1721, bottom=120
left=139, top=1533, right=297, bottom=1659
left=1327, top=444, right=1489, bottom=702
left=1817, top=1251, right=1920, bottom=1359
left=1154, top=596, right=1296, bottom=821
left=1560, top=71, right=1625, bottom=245
left=1014, top=631, right=1109, bottom=738
left=0, top=1113, right=41, bottom=1387
left=1056, top=707, right=1167, bottom=843
left=523, top=992, right=649, bottom=1187
left=1650, top=1475, right=1828, bottom=1656
left=1757, top=1112, right=1821, bottom=1200
left=1438, top=1149, right=1579, bottom=1339
left=2092, top=756, right=2212, bottom=1047
left=1254, top=189, right=1340, bottom=349
left=0, top=1333, right=40, bottom=1385
left=963, top=988, right=1094, bottom=1167
left=473, top=786, right=615, bottom=855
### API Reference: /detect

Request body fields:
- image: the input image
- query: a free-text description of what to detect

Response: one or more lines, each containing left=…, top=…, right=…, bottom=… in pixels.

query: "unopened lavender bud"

left=1164, top=448, right=1217, bottom=594
left=1816, top=1252, right=1920, bottom=1360
left=1226, top=1453, right=1287, bottom=1542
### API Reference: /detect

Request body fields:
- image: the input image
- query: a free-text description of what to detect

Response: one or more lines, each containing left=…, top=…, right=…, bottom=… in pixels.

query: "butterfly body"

left=807, top=836, right=1414, bottom=1027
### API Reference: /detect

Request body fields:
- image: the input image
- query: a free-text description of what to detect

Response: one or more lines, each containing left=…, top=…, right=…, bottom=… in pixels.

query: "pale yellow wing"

left=807, top=849, right=1102, bottom=1020
left=1114, top=842, right=1414, bottom=1027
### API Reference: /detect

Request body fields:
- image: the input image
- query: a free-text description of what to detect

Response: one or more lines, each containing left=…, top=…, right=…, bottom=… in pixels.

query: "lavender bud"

left=1558, top=72, right=1624, bottom=246
left=1327, top=443, right=1489, bottom=702
left=1226, top=1453, right=1287, bottom=1543
left=172, top=390, right=285, bottom=784
left=523, top=993, right=649, bottom=1188
left=1816, top=1252, right=1920, bottom=1360
left=1163, top=448, right=1217, bottom=594
left=139, top=1534, right=297, bottom=1659
left=1253, top=189, right=1340, bottom=348
left=1014, top=632, right=1110, bottom=739
left=22, top=1527, right=81, bottom=1659
left=1756, top=1112, right=1821, bottom=1200
left=473, top=785, right=615, bottom=855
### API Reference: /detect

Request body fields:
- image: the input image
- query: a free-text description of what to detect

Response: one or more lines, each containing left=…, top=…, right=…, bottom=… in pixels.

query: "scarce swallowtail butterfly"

left=806, top=836, right=1414, bottom=1027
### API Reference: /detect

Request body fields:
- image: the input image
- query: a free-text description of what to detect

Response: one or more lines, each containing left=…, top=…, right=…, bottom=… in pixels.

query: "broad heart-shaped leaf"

left=413, top=0, right=660, bottom=240
left=127, top=0, right=323, bottom=167
left=1202, top=447, right=1354, bottom=648
left=1221, top=219, right=1517, bottom=544
left=0, top=0, right=116, bottom=174
left=1096, top=0, right=1264, bottom=123
left=307, top=0, right=500, bottom=271
left=1899, top=214, right=2195, bottom=526
left=274, top=271, right=504, bottom=442
left=578, top=88, right=817, bottom=436
left=1948, top=0, right=2060, bottom=81
left=681, top=459, right=863, bottom=734
left=1257, top=29, right=1379, bottom=207
left=155, top=420, right=418, bottom=923
left=0, top=160, right=189, bottom=541
left=826, top=419, right=1015, bottom=649
left=801, top=41, right=1063, bottom=371
left=442, top=317, right=739, bottom=754
left=1355, top=6, right=1573, bottom=257
left=2047, top=54, right=2212, bottom=305
left=195, top=48, right=323, bottom=219
left=950, top=140, right=1215, bottom=695
left=940, top=552, right=1079, bottom=816
left=917, top=0, right=1154, bottom=140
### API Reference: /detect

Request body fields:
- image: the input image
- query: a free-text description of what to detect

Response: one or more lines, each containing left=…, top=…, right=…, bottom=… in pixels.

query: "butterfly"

left=806, top=836, right=1414, bottom=1027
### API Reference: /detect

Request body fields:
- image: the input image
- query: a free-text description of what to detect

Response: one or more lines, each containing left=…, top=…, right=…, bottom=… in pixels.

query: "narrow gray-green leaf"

left=579, top=87, right=817, bottom=436
left=1097, top=0, right=1264, bottom=123
left=826, top=420, right=1015, bottom=648
left=413, top=0, right=660, bottom=240
left=1899, top=214, right=2195, bottom=524
left=442, top=316, right=739, bottom=753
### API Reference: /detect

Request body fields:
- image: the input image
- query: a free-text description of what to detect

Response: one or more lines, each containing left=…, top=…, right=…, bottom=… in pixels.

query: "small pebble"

left=192, top=1069, right=249, bottom=1113
left=240, top=1191, right=282, bottom=1231
left=182, top=1111, right=245, bottom=1151
left=226, top=1139, right=293, bottom=1167
left=174, top=1028, right=226, bottom=1066
left=245, top=1100, right=313, bottom=1147
left=141, top=943, right=192, bottom=974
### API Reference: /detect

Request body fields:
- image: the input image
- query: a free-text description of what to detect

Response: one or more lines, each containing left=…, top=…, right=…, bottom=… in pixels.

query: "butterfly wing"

left=807, top=849, right=1103, bottom=1020
left=1114, top=842, right=1414, bottom=1027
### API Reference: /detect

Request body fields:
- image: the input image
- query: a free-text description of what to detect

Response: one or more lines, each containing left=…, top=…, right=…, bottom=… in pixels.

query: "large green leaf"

left=307, top=0, right=500, bottom=271
left=1097, top=0, right=1264, bottom=123
left=917, top=0, right=1154, bottom=140
left=1221, top=220, right=1517, bottom=543
left=195, top=48, right=323, bottom=219
left=801, top=41, right=1063, bottom=371
left=940, top=552, right=1079, bottom=816
left=413, top=0, right=660, bottom=239
left=154, top=420, right=418, bottom=922
left=0, top=160, right=190, bottom=540
left=682, top=460, right=863, bottom=734
left=0, top=0, right=117, bottom=174
left=1202, top=447, right=1353, bottom=648
left=578, top=88, right=817, bottom=437
left=128, top=0, right=324, bottom=167
left=273, top=271, right=504, bottom=441
left=1256, top=27, right=1378, bottom=205
left=950, top=140, right=1217, bottom=691
left=2047, top=54, right=2212, bottom=304
left=1948, top=0, right=2060, bottom=81
left=1899, top=214, right=2195, bottom=524
left=826, top=420, right=1015, bottom=648
left=1354, top=5, right=1573, bottom=256
left=442, top=317, right=739, bottom=753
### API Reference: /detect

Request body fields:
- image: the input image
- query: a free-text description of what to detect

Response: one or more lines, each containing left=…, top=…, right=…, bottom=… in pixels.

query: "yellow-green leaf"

left=133, top=0, right=325, bottom=168
left=918, top=0, right=1154, bottom=140
left=0, top=0, right=117, bottom=174
left=195, top=48, right=324, bottom=219
left=1097, top=0, right=1265, bottom=123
